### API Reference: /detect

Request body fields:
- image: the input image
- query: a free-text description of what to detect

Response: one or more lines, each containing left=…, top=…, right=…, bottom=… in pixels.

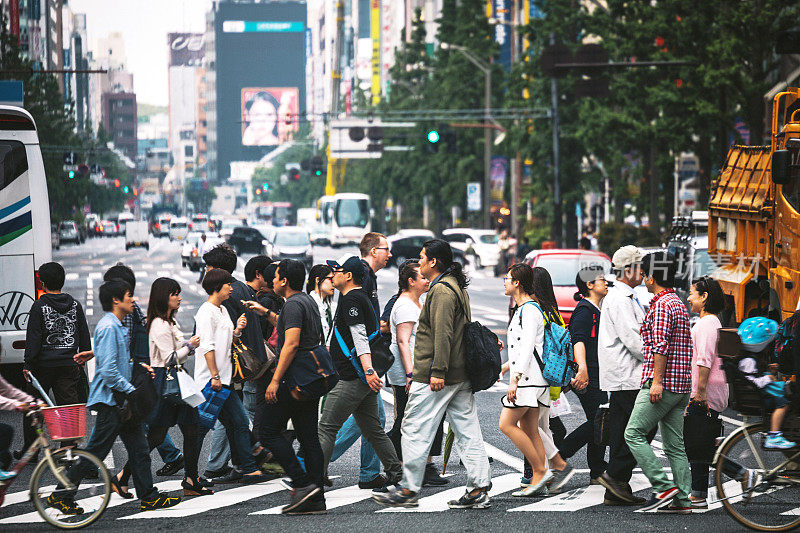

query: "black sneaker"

left=140, top=491, right=182, bottom=511
left=598, top=472, right=638, bottom=503
left=372, top=488, right=419, bottom=507
left=283, top=493, right=327, bottom=515
left=423, top=463, right=449, bottom=487
left=47, top=495, right=83, bottom=515
left=638, top=487, right=678, bottom=512
left=156, top=455, right=185, bottom=477
left=211, top=469, right=243, bottom=484
left=447, top=488, right=491, bottom=509
left=603, top=489, right=644, bottom=506
left=371, top=481, right=400, bottom=496
left=203, top=465, right=232, bottom=479
left=281, top=484, right=322, bottom=514
left=358, top=474, right=387, bottom=490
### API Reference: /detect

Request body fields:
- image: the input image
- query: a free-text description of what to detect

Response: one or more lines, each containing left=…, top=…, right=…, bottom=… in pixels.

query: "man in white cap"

left=596, top=245, right=649, bottom=506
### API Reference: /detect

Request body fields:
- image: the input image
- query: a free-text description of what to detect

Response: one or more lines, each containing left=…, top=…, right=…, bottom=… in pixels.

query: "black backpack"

left=440, top=282, right=502, bottom=392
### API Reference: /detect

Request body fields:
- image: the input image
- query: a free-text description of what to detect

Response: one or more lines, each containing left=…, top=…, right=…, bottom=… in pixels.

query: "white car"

left=169, top=217, right=190, bottom=241
left=442, top=228, right=500, bottom=269
left=267, top=227, right=313, bottom=270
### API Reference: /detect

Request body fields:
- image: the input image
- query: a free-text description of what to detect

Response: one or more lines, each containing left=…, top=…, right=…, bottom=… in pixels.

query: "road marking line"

left=2, top=483, right=104, bottom=507
left=157, top=270, right=171, bottom=277
left=378, top=473, right=520, bottom=513
left=88, top=272, right=102, bottom=279
left=510, top=474, right=651, bottom=512
left=134, top=271, right=147, bottom=278
left=252, top=484, right=371, bottom=515
left=122, top=479, right=286, bottom=519
left=85, top=308, right=93, bottom=316
left=65, top=273, right=79, bottom=281
left=0, top=480, right=182, bottom=524
left=161, top=263, right=173, bottom=269
left=142, top=263, right=154, bottom=269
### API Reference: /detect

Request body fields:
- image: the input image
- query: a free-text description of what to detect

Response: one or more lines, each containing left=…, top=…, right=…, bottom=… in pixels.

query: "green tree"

left=250, top=140, right=325, bottom=209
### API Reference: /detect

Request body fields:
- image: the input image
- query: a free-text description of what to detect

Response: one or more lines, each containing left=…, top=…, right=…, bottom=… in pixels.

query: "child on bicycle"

left=738, top=356, right=796, bottom=449
left=0, top=347, right=36, bottom=481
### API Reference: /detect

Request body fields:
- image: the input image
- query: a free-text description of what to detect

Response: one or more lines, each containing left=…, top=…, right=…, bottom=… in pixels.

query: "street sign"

left=63, top=152, right=76, bottom=165
left=467, top=182, right=481, bottom=212
left=0, top=80, right=23, bottom=107
left=63, top=164, right=78, bottom=172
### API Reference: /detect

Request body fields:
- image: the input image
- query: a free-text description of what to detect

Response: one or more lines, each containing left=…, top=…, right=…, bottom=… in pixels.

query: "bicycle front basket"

left=41, top=404, right=87, bottom=440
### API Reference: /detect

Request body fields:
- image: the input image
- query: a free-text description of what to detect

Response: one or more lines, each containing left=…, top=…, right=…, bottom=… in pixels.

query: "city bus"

left=320, top=193, right=371, bottom=247
left=0, top=106, right=52, bottom=373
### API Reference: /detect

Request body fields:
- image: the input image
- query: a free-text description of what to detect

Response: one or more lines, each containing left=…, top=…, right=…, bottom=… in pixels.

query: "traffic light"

left=255, top=188, right=262, bottom=196
left=114, top=179, right=121, bottom=187
left=123, top=186, right=129, bottom=194
left=289, top=168, right=300, bottom=181
left=262, top=182, right=270, bottom=191
left=426, top=129, right=440, bottom=153
left=68, top=170, right=76, bottom=179
left=310, top=156, right=324, bottom=176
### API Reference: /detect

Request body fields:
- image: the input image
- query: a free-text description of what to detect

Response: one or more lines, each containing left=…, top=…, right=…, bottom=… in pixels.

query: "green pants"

left=624, top=382, right=691, bottom=505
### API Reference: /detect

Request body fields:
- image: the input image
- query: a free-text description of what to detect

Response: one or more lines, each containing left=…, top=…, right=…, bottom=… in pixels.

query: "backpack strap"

left=439, top=281, right=471, bottom=322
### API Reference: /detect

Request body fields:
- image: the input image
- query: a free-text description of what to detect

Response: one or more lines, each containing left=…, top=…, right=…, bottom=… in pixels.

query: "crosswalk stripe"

left=252, top=484, right=373, bottom=515
left=377, top=473, right=520, bottom=513
left=510, top=474, right=650, bottom=512
left=120, top=479, right=285, bottom=519
left=2, top=483, right=104, bottom=507
left=0, top=480, right=182, bottom=524
left=157, top=270, right=171, bottom=277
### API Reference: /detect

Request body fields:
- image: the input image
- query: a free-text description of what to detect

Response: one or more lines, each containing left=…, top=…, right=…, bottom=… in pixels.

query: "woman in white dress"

left=499, top=263, right=552, bottom=497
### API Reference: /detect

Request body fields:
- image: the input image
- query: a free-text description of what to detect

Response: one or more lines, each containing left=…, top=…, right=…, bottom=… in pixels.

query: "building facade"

left=101, top=91, right=138, bottom=161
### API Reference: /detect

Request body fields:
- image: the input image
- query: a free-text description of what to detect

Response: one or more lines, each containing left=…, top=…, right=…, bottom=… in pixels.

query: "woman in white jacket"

left=499, top=263, right=552, bottom=497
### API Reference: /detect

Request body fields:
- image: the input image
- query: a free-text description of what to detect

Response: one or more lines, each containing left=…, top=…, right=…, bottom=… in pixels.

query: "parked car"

left=101, top=220, right=117, bottom=237
left=58, top=221, right=80, bottom=244
left=266, top=227, right=314, bottom=270
left=524, top=249, right=611, bottom=324
left=442, top=228, right=500, bottom=269
left=169, top=217, right=190, bottom=241
left=50, top=223, right=60, bottom=250
left=388, top=230, right=434, bottom=266
left=228, top=226, right=270, bottom=255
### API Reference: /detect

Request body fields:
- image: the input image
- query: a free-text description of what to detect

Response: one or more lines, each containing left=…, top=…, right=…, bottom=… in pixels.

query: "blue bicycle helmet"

left=738, top=317, right=779, bottom=352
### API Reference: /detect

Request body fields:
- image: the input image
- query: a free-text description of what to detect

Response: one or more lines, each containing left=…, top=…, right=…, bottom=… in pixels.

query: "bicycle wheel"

left=29, top=448, right=112, bottom=529
left=715, top=422, right=800, bottom=531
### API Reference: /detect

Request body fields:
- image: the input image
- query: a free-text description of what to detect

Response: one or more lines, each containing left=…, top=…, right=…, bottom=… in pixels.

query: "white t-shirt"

left=386, top=295, right=422, bottom=386
left=194, top=301, right=235, bottom=386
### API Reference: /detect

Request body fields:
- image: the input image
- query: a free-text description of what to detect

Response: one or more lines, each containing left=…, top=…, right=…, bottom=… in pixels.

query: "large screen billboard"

left=215, top=2, right=306, bottom=181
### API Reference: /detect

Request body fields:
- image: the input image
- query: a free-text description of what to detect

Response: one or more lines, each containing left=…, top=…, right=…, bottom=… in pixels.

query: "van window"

left=0, top=141, right=28, bottom=193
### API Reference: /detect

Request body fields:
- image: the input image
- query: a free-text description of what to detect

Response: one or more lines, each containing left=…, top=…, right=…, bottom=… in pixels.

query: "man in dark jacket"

left=23, top=262, right=91, bottom=449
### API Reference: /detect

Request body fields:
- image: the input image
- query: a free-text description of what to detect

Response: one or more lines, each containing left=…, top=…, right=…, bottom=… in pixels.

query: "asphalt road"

left=0, top=235, right=759, bottom=531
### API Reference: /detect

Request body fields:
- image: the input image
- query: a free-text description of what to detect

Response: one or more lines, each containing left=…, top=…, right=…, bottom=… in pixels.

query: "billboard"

left=240, top=87, right=299, bottom=146
left=168, top=33, right=204, bottom=67
left=215, top=2, right=306, bottom=180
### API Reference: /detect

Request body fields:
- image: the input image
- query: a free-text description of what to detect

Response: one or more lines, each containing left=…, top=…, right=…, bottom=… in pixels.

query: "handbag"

left=684, top=403, right=723, bottom=462
left=197, top=382, right=231, bottom=430
left=114, top=361, right=158, bottom=425
left=285, top=345, right=340, bottom=400
left=162, top=354, right=185, bottom=405
left=231, top=337, right=269, bottom=383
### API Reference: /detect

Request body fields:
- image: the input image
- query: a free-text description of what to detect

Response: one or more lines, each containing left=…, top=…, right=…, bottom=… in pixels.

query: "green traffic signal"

left=427, top=130, right=440, bottom=143
left=123, top=186, right=129, bottom=193
left=68, top=170, right=76, bottom=179
left=314, top=169, right=322, bottom=176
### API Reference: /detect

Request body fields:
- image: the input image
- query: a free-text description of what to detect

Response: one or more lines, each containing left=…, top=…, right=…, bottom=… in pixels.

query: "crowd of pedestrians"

left=0, top=234, right=766, bottom=516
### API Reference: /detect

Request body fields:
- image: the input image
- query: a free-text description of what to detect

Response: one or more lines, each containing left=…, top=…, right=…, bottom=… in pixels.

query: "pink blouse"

left=690, top=314, right=728, bottom=413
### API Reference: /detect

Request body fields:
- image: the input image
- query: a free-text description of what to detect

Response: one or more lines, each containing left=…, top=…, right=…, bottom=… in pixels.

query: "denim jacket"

left=86, top=312, right=135, bottom=408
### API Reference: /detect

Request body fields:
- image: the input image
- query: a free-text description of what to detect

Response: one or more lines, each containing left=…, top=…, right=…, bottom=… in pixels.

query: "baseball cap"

left=326, top=254, right=365, bottom=276
left=612, top=245, right=645, bottom=270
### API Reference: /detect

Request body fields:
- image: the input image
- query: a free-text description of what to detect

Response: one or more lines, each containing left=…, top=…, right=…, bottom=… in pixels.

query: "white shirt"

left=386, top=295, right=422, bottom=386
left=597, top=281, right=646, bottom=391
left=506, top=301, right=548, bottom=387
left=194, top=301, right=235, bottom=386
left=148, top=317, right=191, bottom=367
left=310, top=290, right=336, bottom=344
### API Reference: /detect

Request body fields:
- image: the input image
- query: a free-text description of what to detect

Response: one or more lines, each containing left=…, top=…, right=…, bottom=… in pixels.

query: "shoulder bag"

left=114, top=360, right=158, bottom=425
left=333, top=296, right=394, bottom=381
left=285, top=345, right=340, bottom=400
left=231, top=337, right=269, bottom=383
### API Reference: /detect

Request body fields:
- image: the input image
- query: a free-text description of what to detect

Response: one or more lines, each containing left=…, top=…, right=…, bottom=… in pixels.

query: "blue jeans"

left=206, top=420, right=231, bottom=472
left=198, top=390, right=257, bottom=474
left=331, top=397, right=384, bottom=482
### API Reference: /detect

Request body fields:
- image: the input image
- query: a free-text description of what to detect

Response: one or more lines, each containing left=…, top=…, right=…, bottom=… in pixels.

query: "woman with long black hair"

left=306, top=264, right=336, bottom=347
left=114, top=277, right=211, bottom=498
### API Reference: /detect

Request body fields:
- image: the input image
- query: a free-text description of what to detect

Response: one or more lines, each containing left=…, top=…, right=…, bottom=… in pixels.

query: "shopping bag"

left=549, top=392, right=573, bottom=418
left=197, top=383, right=231, bottom=430
left=177, top=370, right=205, bottom=408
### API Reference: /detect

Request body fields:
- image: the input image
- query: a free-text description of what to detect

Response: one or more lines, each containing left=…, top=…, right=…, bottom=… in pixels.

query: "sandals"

left=182, top=478, right=214, bottom=496
left=110, top=475, right=134, bottom=499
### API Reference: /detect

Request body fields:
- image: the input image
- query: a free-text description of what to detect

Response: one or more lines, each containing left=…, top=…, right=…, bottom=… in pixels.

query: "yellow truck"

left=708, top=87, right=800, bottom=323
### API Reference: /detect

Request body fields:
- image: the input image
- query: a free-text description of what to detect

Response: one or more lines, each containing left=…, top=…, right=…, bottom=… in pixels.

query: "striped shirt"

left=640, top=289, right=693, bottom=393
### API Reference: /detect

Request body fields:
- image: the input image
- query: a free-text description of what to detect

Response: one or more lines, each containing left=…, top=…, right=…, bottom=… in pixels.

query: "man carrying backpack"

left=373, top=239, right=491, bottom=509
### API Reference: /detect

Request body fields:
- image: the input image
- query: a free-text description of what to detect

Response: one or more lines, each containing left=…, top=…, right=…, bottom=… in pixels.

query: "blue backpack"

left=525, top=301, right=577, bottom=387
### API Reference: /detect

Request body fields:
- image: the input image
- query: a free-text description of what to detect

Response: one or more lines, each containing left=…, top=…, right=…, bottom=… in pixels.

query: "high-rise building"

left=101, top=91, right=138, bottom=162
left=167, top=32, right=205, bottom=184
left=88, top=31, right=133, bottom=135
left=203, top=7, right=217, bottom=182
left=196, top=66, right=209, bottom=178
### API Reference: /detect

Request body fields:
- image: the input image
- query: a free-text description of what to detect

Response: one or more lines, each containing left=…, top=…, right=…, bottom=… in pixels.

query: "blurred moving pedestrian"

left=306, top=264, right=336, bottom=348
left=114, top=278, right=209, bottom=498
left=597, top=246, right=650, bottom=506
left=374, top=239, right=491, bottom=509
left=624, top=251, right=693, bottom=514
left=194, top=268, right=267, bottom=483
left=0, top=346, right=36, bottom=476
left=499, top=263, right=552, bottom=497
left=22, top=262, right=92, bottom=451
left=685, top=277, right=728, bottom=509
left=262, top=259, right=328, bottom=515
left=48, top=280, right=181, bottom=513
left=558, top=266, right=609, bottom=485
left=318, top=256, right=403, bottom=489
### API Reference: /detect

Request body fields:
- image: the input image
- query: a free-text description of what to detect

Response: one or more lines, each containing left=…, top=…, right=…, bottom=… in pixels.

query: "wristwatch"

left=365, top=368, right=376, bottom=376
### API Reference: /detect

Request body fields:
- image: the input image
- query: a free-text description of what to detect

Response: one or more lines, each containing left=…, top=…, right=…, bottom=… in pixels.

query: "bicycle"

left=0, top=371, right=111, bottom=529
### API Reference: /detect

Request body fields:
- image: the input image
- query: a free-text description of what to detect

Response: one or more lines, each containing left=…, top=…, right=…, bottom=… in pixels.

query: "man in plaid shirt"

left=624, top=251, right=693, bottom=514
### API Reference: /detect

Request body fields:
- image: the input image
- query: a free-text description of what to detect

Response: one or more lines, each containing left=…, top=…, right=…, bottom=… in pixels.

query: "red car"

left=523, top=249, right=611, bottom=324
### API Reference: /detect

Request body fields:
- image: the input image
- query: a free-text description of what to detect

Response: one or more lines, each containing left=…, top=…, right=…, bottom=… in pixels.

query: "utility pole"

left=483, top=68, right=492, bottom=229
left=551, top=70, right=562, bottom=247
left=325, top=1, right=345, bottom=196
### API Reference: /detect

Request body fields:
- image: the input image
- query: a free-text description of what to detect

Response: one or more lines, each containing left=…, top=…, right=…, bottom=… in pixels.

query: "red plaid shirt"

left=640, top=289, right=693, bottom=393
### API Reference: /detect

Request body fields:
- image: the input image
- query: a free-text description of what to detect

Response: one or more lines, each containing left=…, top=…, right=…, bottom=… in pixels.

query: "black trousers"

left=119, top=422, right=200, bottom=482
left=0, top=422, right=13, bottom=470
left=258, top=383, right=323, bottom=488
left=558, top=386, right=608, bottom=478
left=388, top=385, right=444, bottom=460
left=23, top=365, right=83, bottom=450
left=606, top=389, right=657, bottom=482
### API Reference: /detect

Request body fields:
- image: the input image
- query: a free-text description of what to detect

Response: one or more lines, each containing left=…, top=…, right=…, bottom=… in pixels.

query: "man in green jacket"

left=373, top=239, right=492, bottom=509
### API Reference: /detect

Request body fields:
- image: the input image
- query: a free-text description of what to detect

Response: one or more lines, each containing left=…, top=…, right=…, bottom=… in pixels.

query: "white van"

left=0, top=106, right=52, bottom=368
left=169, top=217, right=189, bottom=241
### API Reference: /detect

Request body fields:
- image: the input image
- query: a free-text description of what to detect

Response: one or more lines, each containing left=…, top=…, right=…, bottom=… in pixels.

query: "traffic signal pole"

left=551, top=74, right=562, bottom=248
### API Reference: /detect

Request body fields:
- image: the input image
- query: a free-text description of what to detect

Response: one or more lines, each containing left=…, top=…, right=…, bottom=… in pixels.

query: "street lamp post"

left=441, top=42, right=492, bottom=229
